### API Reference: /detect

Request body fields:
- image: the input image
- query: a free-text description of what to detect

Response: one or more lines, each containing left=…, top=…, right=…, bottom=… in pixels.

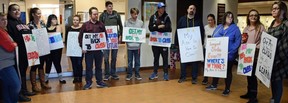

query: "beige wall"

left=0, top=0, right=9, bottom=13
left=75, top=0, right=106, bottom=13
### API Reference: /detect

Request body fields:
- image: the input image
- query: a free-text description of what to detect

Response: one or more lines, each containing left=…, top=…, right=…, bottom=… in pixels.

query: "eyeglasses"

left=272, top=8, right=280, bottom=11
left=249, top=15, right=258, bottom=17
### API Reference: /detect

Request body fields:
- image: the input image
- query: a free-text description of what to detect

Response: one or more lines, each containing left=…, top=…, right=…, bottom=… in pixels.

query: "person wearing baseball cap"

left=148, top=2, right=172, bottom=81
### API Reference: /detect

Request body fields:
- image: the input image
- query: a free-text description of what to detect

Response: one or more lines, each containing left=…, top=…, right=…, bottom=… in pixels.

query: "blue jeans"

left=104, top=49, right=118, bottom=77
left=0, top=66, right=21, bottom=103
left=127, top=49, right=140, bottom=76
left=85, top=51, right=103, bottom=84
left=180, top=62, right=199, bottom=80
left=70, top=56, right=83, bottom=78
left=271, top=79, right=283, bottom=103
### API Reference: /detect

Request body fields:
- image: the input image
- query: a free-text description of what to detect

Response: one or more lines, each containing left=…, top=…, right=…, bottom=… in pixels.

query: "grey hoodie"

left=124, top=18, right=144, bottom=50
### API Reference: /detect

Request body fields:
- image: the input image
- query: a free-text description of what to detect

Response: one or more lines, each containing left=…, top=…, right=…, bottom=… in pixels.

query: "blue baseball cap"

left=157, top=2, right=166, bottom=8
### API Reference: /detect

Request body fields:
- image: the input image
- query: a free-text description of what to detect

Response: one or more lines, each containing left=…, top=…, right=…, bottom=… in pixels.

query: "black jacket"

left=148, top=11, right=172, bottom=32
left=7, top=15, right=32, bottom=68
left=174, top=15, right=204, bottom=47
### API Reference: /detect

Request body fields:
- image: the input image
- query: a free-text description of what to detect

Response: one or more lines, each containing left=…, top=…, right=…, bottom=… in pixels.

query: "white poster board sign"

left=122, top=27, right=146, bottom=43
left=23, top=34, right=40, bottom=66
left=32, top=28, right=50, bottom=56
left=48, top=32, right=64, bottom=50
left=237, top=44, right=256, bottom=76
left=66, top=32, right=82, bottom=57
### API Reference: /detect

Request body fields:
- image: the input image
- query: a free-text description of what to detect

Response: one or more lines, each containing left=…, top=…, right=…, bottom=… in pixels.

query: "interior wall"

left=202, top=0, right=239, bottom=25
left=0, top=0, right=9, bottom=13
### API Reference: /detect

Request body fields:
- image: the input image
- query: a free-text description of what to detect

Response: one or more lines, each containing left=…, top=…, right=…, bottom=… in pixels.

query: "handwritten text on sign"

left=177, top=27, right=204, bottom=63
left=149, top=32, right=172, bottom=47
left=32, top=28, right=50, bottom=56
left=122, top=27, right=146, bottom=43
left=66, top=32, right=82, bottom=57
left=204, top=37, right=229, bottom=78
left=82, top=32, right=107, bottom=51
left=106, top=26, right=118, bottom=49
left=48, top=32, right=64, bottom=50
left=23, top=34, right=40, bottom=66
left=255, top=32, right=277, bottom=88
left=237, top=44, right=256, bottom=76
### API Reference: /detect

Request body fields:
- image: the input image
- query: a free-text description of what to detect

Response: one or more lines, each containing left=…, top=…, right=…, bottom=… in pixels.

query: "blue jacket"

left=212, top=24, right=241, bottom=61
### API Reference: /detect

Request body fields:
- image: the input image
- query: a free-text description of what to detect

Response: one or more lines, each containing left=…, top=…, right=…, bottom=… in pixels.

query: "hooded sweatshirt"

left=212, top=24, right=241, bottom=61
left=99, top=10, right=123, bottom=37
left=124, top=18, right=144, bottom=50
left=148, top=11, right=172, bottom=32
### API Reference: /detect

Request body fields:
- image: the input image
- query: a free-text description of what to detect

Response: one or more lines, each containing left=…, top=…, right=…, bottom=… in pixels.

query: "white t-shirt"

left=204, top=25, right=216, bottom=48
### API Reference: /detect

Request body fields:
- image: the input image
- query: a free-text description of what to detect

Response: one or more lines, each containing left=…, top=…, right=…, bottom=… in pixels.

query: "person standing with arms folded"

left=79, top=7, right=108, bottom=90
left=99, top=1, right=123, bottom=81
left=27, top=7, right=51, bottom=92
left=174, top=5, right=204, bottom=84
left=205, top=11, right=241, bottom=96
left=6, top=4, right=36, bottom=102
left=45, top=14, right=66, bottom=84
left=239, top=9, right=265, bottom=103
left=0, top=12, right=21, bottom=103
left=267, top=2, right=288, bottom=103
left=124, top=8, right=144, bottom=81
left=65, top=15, right=83, bottom=83
left=202, top=14, right=216, bottom=85
left=148, top=2, right=172, bottom=81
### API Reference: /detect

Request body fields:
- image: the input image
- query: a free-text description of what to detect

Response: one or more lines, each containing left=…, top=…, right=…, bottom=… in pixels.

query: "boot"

left=30, top=71, right=41, bottom=92
left=38, top=69, right=51, bottom=89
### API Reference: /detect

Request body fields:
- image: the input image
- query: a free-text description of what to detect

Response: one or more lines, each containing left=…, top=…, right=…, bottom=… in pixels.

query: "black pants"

left=70, top=57, right=83, bottom=78
left=152, top=46, right=168, bottom=74
left=211, top=61, right=233, bottom=90
left=30, top=55, right=49, bottom=71
left=46, top=49, right=63, bottom=74
left=271, top=79, right=283, bottom=103
left=246, top=60, right=258, bottom=99
left=85, top=51, right=103, bottom=84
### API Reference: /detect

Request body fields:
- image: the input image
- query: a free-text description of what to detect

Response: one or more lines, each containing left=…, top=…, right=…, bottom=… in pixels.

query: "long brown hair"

left=246, top=9, right=263, bottom=32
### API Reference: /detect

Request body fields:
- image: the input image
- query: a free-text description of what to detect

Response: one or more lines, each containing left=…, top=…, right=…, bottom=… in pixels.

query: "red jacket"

left=0, top=28, right=16, bottom=52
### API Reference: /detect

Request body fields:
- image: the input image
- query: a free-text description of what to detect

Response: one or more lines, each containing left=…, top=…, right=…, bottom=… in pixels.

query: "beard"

left=189, top=11, right=194, bottom=15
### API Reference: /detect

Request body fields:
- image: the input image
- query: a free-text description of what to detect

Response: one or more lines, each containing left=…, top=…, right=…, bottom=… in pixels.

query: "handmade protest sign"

left=106, top=26, right=118, bottom=49
left=255, top=32, right=277, bottom=88
left=23, top=34, right=40, bottom=66
left=122, top=27, right=146, bottom=43
left=82, top=32, right=107, bottom=51
left=48, top=32, right=64, bottom=50
left=32, top=28, right=50, bottom=56
left=177, top=27, right=204, bottom=63
left=237, top=44, right=256, bottom=76
left=149, top=32, right=172, bottom=47
left=204, top=37, right=229, bottom=78
left=66, top=32, right=82, bottom=57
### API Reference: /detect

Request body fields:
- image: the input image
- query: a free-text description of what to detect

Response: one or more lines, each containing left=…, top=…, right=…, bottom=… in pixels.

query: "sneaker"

left=126, top=75, right=132, bottom=81
left=202, top=80, right=208, bottom=85
left=163, top=73, right=169, bottom=81
left=103, top=75, right=110, bottom=81
left=111, top=75, right=120, bottom=80
left=240, top=93, right=250, bottom=99
left=206, top=85, right=217, bottom=90
left=178, top=78, right=186, bottom=83
left=192, top=79, right=197, bottom=84
left=96, top=82, right=108, bottom=88
left=135, top=75, right=142, bottom=80
left=247, top=98, right=258, bottom=103
left=149, top=73, right=158, bottom=80
left=18, top=94, right=31, bottom=102
left=83, top=83, right=92, bottom=90
left=222, top=89, right=230, bottom=96
left=59, top=80, right=66, bottom=84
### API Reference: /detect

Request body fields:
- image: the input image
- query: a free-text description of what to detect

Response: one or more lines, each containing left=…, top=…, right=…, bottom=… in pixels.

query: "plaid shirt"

left=268, top=20, right=288, bottom=81
left=27, top=20, right=46, bottom=29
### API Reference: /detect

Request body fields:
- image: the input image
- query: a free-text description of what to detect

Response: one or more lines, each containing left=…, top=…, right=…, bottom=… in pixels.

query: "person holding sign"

left=27, top=7, right=51, bottom=92
left=100, top=1, right=123, bottom=81
left=174, top=5, right=204, bottom=84
left=206, top=11, right=241, bottom=96
left=124, top=8, right=144, bottom=81
left=0, top=12, right=21, bottom=103
left=267, top=2, right=288, bottom=103
left=65, top=15, right=83, bottom=83
left=202, top=14, right=216, bottom=85
left=148, top=2, right=172, bottom=81
left=7, top=4, right=36, bottom=102
left=78, top=7, right=108, bottom=89
left=45, top=14, right=66, bottom=84
left=239, top=9, right=265, bottom=103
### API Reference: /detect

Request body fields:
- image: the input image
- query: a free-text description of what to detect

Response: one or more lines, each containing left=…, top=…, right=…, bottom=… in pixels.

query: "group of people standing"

left=0, top=1, right=287, bottom=103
